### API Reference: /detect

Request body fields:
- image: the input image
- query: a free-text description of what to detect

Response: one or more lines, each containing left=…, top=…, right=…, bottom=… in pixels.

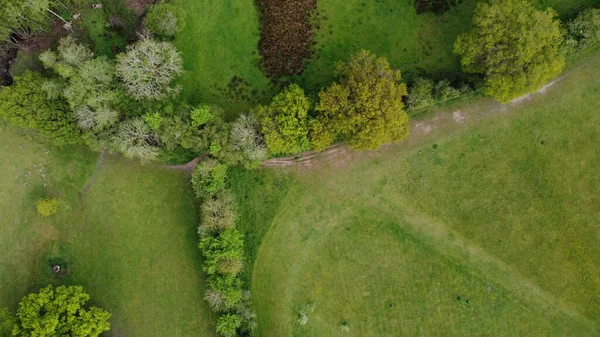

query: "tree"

left=199, top=190, right=238, bottom=236
left=316, top=50, right=409, bottom=150
left=567, top=8, right=600, bottom=51
left=216, top=314, right=242, bottom=337
left=112, top=118, right=160, bottom=163
left=454, top=0, right=564, bottom=102
left=198, top=228, right=244, bottom=276
left=116, top=38, right=183, bottom=100
left=191, top=159, right=228, bottom=199
left=0, top=0, right=50, bottom=40
left=10, top=285, right=110, bottom=337
left=0, top=71, right=81, bottom=146
left=255, top=84, right=311, bottom=155
left=144, top=2, right=186, bottom=37
left=36, top=198, right=59, bottom=217
left=229, top=114, right=267, bottom=168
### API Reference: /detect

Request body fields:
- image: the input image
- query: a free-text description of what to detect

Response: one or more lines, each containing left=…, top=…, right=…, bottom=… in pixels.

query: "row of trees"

left=191, top=159, right=256, bottom=337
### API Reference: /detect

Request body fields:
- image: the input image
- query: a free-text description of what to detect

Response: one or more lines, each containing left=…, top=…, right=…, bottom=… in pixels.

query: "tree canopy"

left=116, top=38, right=183, bottom=100
left=316, top=50, right=409, bottom=150
left=454, top=0, right=564, bottom=102
left=254, top=84, right=311, bottom=155
left=11, top=285, right=110, bottom=337
left=0, top=71, right=81, bottom=146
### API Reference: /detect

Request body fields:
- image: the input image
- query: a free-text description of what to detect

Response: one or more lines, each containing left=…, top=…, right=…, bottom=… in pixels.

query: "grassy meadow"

left=0, top=124, right=217, bottom=337
left=172, top=0, right=272, bottom=113
left=248, top=51, right=600, bottom=336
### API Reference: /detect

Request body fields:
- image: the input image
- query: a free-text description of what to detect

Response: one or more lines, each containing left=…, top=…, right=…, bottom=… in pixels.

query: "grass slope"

left=251, top=53, right=600, bottom=336
left=0, top=125, right=217, bottom=337
left=172, top=0, right=272, bottom=113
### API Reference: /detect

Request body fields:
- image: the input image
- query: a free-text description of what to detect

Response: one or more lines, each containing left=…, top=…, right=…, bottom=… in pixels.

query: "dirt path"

left=162, top=155, right=206, bottom=172
left=78, top=150, right=105, bottom=207
left=261, top=77, right=565, bottom=168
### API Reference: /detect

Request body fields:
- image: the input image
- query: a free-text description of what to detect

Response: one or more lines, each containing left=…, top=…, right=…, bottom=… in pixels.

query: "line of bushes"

left=191, top=159, right=256, bottom=337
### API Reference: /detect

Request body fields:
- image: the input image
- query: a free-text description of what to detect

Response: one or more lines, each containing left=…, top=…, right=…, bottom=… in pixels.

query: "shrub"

left=434, top=79, right=463, bottom=103
left=11, top=285, right=111, bottom=337
left=191, top=159, right=228, bottom=199
left=198, top=228, right=244, bottom=276
left=145, top=3, right=186, bottom=37
left=255, top=84, right=311, bottom=155
left=216, top=314, right=242, bottom=337
left=191, top=105, right=213, bottom=127
left=317, top=50, right=409, bottom=150
left=36, top=198, right=60, bottom=217
left=454, top=0, right=564, bottom=102
left=229, top=114, right=268, bottom=168
left=143, top=112, right=163, bottom=131
left=116, top=38, right=183, bottom=100
left=199, top=190, right=238, bottom=236
left=207, top=275, right=244, bottom=309
left=407, top=78, right=436, bottom=112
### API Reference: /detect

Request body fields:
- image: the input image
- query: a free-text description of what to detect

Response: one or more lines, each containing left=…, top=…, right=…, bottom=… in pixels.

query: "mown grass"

left=250, top=53, right=600, bottom=336
left=296, top=0, right=597, bottom=93
left=228, top=167, right=297, bottom=285
left=0, top=124, right=217, bottom=337
left=172, top=0, right=272, bottom=113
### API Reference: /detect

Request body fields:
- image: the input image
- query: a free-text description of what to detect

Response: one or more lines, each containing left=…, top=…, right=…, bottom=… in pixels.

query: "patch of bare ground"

left=257, top=0, right=317, bottom=78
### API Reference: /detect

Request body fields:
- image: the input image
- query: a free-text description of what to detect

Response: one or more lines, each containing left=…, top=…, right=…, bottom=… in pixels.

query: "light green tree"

left=454, top=0, right=564, bottom=102
left=316, top=50, right=409, bottom=150
left=11, top=285, right=110, bottom=337
left=254, top=84, right=310, bottom=155
left=216, top=314, right=242, bottom=337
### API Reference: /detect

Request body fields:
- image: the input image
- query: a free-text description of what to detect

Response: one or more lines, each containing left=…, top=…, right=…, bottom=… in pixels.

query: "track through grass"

left=250, top=52, right=600, bottom=336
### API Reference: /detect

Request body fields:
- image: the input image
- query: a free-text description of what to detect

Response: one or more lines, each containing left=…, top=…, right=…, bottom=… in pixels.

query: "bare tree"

left=116, top=38, right=183, bottom=100
left=112, top=118, right=159, bottom=163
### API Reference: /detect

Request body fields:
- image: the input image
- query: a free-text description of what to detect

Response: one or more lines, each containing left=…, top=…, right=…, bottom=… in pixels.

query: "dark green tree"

left=0, top=71, right=81, bottom=145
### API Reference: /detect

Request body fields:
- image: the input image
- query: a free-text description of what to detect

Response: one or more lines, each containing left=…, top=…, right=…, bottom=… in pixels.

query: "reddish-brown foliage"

left=257, top=0, right=317, bottom=78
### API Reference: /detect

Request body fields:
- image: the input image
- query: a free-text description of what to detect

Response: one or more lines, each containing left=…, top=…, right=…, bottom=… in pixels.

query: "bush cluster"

left=407, top=78, right=473, bottom=113
left=193, top=160, right=256, bottom=337
left=36, top=197, right=60, bottom=217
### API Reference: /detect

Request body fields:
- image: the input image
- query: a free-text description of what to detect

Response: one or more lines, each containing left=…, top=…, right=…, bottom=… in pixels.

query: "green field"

left=172, top=0, right=272, bottom=113
left=0, top=124, right=216, bottom=337
left=297, top=0, right=599, bottom=92
left=248, top=52, right=600, bottom=336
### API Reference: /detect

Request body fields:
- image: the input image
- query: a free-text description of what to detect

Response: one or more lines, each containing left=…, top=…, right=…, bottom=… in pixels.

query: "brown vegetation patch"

left=124, top=0, right=156, bottom=16
left=257, top=0, right=317, bottom=78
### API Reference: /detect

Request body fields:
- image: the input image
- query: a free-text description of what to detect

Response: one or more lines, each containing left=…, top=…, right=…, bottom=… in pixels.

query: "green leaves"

left=0, top=72, right=81, bottom=146
left=255, top=84, right=311, bottom=155
left=11, top=285, right=110, bottom=337
left=316, top=50, right=409, bottom=150
left=454, top=0, right=564, bottom=102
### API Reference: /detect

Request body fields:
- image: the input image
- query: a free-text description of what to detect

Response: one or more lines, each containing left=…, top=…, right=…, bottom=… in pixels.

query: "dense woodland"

left=1, top=0, right=600, bottom=336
